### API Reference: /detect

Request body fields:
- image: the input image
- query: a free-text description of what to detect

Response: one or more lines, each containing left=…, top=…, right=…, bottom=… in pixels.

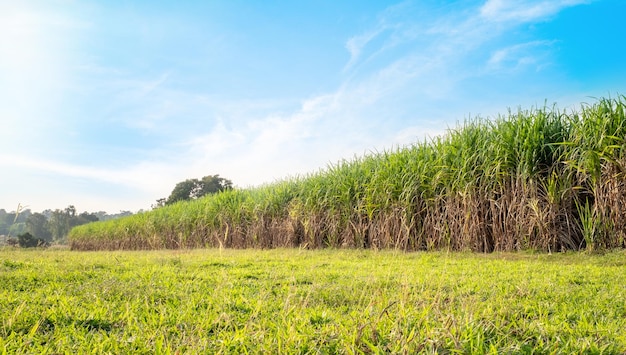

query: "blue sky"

left=1, top=0, right=625, bottom=213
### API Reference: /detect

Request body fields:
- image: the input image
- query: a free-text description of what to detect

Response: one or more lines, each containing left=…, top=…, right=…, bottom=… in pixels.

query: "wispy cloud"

left=487, top=40, right=556, bottom=72
left=0, top=0, right=600, bottom=212
left=0, top=153, right=173, bottom=192
left=181, top=0, right=594, bottom=186
left=344, top=28, right=386, bottom=72
left=480, top=0, right=591, bottom=23
left=0, top=152, right=181, bottom=211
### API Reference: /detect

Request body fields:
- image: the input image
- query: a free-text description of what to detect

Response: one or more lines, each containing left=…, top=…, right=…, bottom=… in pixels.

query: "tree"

left=47, top=206, right=99, bottom=242
left=152, top=198, right=166, bottom=209
left=65, top=205, right=76, bottom=218
left=1, top=205, right=32, bottom=237
left=48, top=209, right=69, bottom=242
left=76, top=212, right=99, bottom=224
left=26, top=213, right=52, bottom=242
left=1, top=205, right=101, bottom=244
left=199, top=175, right=233, bottom=196
left=0, top=209, right=8, bottom=235
left=8, top=223, right=27, bottom=237
left=167, top=179, right=199, bottom=205
left=0, top=220, right=8, bottom=236
left=164, top=174, right=233, bottom=205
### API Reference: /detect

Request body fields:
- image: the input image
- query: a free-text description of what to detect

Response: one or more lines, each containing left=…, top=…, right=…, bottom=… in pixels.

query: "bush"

left=18, top=232, right=48, bottom=248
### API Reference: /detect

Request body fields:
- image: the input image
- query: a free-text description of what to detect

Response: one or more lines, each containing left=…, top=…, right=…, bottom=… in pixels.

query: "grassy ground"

left=1, top=248, right=625, bottom=354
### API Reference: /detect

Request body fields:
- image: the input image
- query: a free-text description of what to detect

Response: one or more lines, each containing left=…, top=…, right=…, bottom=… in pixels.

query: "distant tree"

left=93, top=211, right=117, bottom=221
left=165, top=175, right=233, bottom=205
left=76, top=212, right=99, bottom=224
left=92, top=210, right=132, bottom=221
left=1, top=206, right=103, bottom=243
left=41, top=209, right=54, bottom=219
left=199, top=174, right=233, bottom=196
left=65, top=205, right=77, bottom=218
left=166, top=179, right=199, bottom=205
left=115, top=211, right=133, bottom=219
left=12, top=205, right=31, bottom=224
left=0, top=205, right=32, bottom=237
left=26, top=213, right=52, bottom=242
left=8, top=223, right=27, bottom=237
left=0, top=209, right=8, bottom=235
left=48, top=209, right=69, bottom=242
left=152, top=198, right=167, bottom=209
left=47, top=206, right=100, bottom=242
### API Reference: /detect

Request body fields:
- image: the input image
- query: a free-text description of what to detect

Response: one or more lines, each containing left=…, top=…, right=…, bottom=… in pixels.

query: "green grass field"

left=2, top=248, right=625, bottom=354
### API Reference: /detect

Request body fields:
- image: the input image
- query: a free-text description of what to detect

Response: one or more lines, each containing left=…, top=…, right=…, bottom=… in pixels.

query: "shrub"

left=18, top=232, right=48, bottom=248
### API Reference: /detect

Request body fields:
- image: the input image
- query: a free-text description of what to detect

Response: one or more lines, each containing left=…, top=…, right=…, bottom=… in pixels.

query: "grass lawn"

left=1, top=248, right=625, bottom=354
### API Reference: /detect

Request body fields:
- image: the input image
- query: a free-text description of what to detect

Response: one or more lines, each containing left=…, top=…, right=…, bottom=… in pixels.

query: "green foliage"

left=26, top=213, right=52, bottom=242
left=47, top=210, right=70, bottom=242
left=47, top=206, right=99, bottom=243
left=16, top=233, right=47, bottom=248
left=165, top=174, right=233, bottom=205
left=0, top=210, right=9, bottom=236
left=1, top=249, right=625, bottom=353
left=1, top=206, right=100, bottom=246
left=70, top=96, right=626, bottom=252
left=0, top=204, right=32, bottom=239
left=8, top=223, right=27, bottom=238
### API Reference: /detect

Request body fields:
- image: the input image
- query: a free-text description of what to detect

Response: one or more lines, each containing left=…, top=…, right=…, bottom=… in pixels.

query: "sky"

left=1, top=0, right=625, bottom=213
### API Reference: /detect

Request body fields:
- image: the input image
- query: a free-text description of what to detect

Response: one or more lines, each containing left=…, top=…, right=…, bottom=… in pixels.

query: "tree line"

left=0, top=205, right=133, bottom=247
left=2, top=174, right=232, bottom=247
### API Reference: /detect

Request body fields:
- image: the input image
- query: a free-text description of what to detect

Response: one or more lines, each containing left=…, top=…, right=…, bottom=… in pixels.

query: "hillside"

left=69, top=96, right=626, bottom=252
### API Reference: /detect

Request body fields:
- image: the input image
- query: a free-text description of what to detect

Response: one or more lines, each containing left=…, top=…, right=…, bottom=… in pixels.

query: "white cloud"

left=0, top=150, right=192, bottom=211
left=343, top=1, right=423, bottom=73
left=480, top=0, right=590, bottom=23
left=0, top=0, right=598, bottom=213
left=181, top=95, right=338, bottom=186
left=185, top=120, right=247, bottom=161
left=487, top=40, right=556, bottom=71
left=177, top=0, right=593, bottom=190
left=0, top=153, right=170, bottom=191
left=344, top=28, right=386, bottom=71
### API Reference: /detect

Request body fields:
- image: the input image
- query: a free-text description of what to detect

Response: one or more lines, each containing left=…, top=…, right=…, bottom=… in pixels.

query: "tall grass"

left=69, top=96, right=626, bottom=251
